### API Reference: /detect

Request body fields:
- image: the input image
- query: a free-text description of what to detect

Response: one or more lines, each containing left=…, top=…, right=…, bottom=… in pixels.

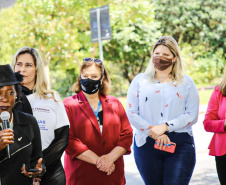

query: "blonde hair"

left=72, top=60, right=111, bottom=95
left=145, top=36, right=184, bottom=84
left=220, top=65, right=226, bottom=96
left=11, top=46, right=58, bottom=102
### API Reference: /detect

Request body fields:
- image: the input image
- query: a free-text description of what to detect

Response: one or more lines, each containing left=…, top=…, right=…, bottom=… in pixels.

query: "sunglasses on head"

left=83, top=57, right=103, bottom=64
left=83, top=57, right=104, bottom=76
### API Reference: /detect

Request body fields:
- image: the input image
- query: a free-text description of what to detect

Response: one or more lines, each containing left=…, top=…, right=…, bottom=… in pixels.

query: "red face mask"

left=153, top=56, right=173, bottom=71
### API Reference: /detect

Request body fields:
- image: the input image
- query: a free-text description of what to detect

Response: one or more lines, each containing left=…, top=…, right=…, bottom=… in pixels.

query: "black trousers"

left=41, top=161, right=66, bottom=185
left=215, top=154, right=226, bottom=185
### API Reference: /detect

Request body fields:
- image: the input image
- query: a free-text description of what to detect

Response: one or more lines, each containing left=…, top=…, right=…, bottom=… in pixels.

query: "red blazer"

left=203, top=86, right=226, bottom=156
left=63, top=91, right=133, bottom=185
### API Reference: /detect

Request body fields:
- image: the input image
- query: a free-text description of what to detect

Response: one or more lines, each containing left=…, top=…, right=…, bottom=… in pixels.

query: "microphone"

left=0, top=111, right=11, bottom=159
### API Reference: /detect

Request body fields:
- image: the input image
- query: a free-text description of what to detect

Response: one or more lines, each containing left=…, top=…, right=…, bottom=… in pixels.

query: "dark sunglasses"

left=83, top=57, right=103, bottom=64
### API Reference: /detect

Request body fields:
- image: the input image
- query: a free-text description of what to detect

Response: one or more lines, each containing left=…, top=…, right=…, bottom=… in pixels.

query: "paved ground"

left=124, top=105, right=221, bottom=185
left=61, top=105, right=220, bottom=185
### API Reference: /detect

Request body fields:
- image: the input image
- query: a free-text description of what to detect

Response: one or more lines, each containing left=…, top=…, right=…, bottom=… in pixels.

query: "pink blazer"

left=63, top=91, right=133, bottom=185
left=203, top=86, right=226, bottom=156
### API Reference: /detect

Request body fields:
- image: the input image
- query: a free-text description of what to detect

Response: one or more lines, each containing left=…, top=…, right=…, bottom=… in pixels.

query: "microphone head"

left=0, top=111, right=10, bottom=120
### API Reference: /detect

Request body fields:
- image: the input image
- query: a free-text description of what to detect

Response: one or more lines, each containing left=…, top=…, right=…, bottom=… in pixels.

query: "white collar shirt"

left=126, top=73, right=199, bottom=147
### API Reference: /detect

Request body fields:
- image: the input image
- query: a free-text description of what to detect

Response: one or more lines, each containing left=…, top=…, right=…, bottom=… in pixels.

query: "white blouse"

left=126, top=73, right=199, bottom=147
left=27, top=92, right=70, bottom=150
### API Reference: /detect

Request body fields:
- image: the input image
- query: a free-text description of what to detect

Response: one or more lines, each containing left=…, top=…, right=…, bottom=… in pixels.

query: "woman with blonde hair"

left=126, top=36, right=199, bottom=185
left=12, top=46, right=70, bottom=185
left=203, top=65, right=226, bottom=185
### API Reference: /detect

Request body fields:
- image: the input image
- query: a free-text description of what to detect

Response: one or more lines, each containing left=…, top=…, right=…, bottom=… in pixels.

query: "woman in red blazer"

left=203, top=67, right=226, bottom=185
left=63, top=58, right=133, bottom=185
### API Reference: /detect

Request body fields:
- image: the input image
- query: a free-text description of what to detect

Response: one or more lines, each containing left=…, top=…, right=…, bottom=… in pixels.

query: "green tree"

left=153, top=0, right=226, bottom=83
left=0, top=0, right=109, bottom=96
left=104, top=0, right=161, bottom=83
left=0, top=5, right=24, bottom=64
left=17, top=0, right=101, bottom=92
left=0, top=0, right=161, bottom=96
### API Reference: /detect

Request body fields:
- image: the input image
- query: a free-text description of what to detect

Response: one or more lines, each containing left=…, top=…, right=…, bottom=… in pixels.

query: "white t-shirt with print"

left=27, top=92, right=70, bottom=150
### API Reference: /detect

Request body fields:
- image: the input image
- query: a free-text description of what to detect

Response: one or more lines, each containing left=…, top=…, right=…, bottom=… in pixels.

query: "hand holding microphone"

left=0, top=111, right=13, bottom=158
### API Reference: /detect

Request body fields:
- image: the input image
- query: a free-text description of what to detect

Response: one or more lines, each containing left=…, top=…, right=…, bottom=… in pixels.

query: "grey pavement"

left=124, top=104, right=220, bottom=185
left=61, top=105, right=220, bottom=184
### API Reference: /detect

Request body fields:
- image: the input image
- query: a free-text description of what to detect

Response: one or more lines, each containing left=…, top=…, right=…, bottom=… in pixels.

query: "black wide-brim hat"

left=0, top=64, right=23, bottom=87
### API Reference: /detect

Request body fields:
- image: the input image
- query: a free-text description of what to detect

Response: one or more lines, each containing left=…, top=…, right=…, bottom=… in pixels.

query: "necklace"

left=89, top=100, right=101, bottom=123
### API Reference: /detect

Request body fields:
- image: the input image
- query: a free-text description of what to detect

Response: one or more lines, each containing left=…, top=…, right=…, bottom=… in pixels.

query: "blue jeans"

left=134, top=132, right=196, bottom=185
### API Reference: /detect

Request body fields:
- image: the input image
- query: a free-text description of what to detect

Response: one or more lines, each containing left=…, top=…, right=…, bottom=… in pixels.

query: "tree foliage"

left=16, top=0, right=104, bottom=94
left=153, top=0, right=226, bottom=83
left=0, top=0, right=110, bottom=96
left=104, top=0, right=161, bottom=83
left=0, top=0, right=226, bottom=96
left=0, top=5, right=24, bottom=64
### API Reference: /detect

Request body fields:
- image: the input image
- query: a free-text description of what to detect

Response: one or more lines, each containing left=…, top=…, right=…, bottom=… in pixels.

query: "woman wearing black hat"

left=0, top=64, right=44, bottom=185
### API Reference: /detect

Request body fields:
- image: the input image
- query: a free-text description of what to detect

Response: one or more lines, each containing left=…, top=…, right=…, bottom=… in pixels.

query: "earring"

left=16, top=97, right=17, bottom=99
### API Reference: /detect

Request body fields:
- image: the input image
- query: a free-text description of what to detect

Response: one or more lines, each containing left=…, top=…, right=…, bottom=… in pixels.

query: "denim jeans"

left=134, top=132, right=196, bottom=185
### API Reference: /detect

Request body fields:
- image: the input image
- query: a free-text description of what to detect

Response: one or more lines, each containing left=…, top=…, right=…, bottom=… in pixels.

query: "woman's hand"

left=155, top=134, right=171, bottom=150
left=21, top=158, right=44, bottom=179
left=96, top=154, right=115, bottom=174
left=106, top=163, right=115, bottom=175
left=147, top=123, right=169, bottom=140
left=0, top=129, right=14, bottom=151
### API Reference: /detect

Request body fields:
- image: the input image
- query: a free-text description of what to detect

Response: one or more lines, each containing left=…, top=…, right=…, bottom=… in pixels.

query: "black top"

left=15, top=86, right=69, bottom=184
left=0, top=109, right=42, bottom=185
left=98, top=110, right=103, bottom=126
left=14, top=86, right=33, bottom=115
left=22, top=86, right=33, bottom=95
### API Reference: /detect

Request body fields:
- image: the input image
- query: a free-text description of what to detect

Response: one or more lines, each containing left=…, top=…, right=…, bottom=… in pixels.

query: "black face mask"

left=80, top=78, right=101, bottom=94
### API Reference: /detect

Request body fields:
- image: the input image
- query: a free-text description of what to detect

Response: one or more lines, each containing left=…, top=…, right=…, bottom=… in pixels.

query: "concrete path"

left=124, top=105, right=220, bottom=185
left=61, top=105, right=220, bottom=185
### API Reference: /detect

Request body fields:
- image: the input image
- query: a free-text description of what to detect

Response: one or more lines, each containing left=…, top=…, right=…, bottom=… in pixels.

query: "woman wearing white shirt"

left=12, top=46, right=70, bottom=185
left=126, top=36, right=199, bottom=185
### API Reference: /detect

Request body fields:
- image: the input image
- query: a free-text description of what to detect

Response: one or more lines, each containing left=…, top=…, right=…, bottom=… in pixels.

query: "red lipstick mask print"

left=153, top=56, right=173, bottom=71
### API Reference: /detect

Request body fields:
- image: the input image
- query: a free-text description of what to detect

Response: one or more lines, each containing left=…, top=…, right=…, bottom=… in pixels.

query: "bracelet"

left=165, top=122, right=170, bottom=132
